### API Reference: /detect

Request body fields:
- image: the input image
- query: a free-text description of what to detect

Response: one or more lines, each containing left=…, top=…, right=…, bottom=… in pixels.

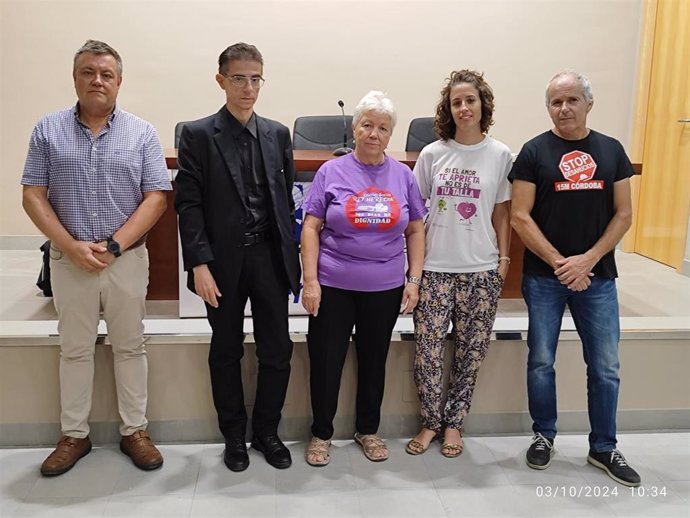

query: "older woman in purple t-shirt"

left=301, top=91, right=427, bottom=466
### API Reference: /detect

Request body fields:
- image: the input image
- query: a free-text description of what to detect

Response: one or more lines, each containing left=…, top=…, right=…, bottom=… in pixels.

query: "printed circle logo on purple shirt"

left=345, top=187, right=400, bottom=230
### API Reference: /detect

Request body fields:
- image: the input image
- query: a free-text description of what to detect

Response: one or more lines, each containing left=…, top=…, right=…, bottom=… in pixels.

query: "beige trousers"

left=50, top=244, right=149, bottom=438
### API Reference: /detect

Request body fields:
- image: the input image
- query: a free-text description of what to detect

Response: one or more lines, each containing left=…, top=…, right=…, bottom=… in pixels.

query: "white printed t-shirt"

left=413, top=136, right=512, bottom=273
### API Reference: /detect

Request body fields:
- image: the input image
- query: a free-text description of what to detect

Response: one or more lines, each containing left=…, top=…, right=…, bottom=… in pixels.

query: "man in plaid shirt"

left=21, top=40, right=171, bottom=476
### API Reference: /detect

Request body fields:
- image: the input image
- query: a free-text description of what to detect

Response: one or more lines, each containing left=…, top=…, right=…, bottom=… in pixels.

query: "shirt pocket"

left=103, top=150, right=143, bottom=190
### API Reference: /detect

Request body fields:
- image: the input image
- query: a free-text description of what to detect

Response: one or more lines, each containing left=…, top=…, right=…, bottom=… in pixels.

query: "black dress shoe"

left=223, top=437, right=249, bottom=472
left=251, top=434, right=292, bottom=469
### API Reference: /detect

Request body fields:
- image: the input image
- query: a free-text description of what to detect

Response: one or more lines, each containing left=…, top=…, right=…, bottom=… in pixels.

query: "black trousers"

left=308, top=284, right=404, bottom=440
left=205, top=240, right=293, bottom=439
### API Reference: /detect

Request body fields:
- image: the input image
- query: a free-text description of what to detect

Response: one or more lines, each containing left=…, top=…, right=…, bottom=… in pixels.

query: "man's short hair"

left=545, top=71, right=594, bottom=106
left=218, top=43, right=263, bottom=75
left=73, top=40, right=123, bottom=76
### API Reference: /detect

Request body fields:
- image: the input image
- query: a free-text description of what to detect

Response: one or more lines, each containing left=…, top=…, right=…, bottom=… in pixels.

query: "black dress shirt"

left=224, top=110, right=270, bottom=233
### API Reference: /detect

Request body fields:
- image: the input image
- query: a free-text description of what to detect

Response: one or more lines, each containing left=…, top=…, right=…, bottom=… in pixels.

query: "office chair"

left=174, top=121, right=192, bottom=148
left=405, top=117, right=437, bottom=151
left=292, top=116, right=354, bottom=152
left=171, top=121, right=193, bottom=180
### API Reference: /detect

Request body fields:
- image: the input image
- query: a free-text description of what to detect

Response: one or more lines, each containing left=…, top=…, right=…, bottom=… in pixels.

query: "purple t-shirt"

left=303, top=153, right=427, bottom=292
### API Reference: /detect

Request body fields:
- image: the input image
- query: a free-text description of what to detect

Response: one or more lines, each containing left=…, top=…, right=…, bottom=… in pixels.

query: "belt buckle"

left=243, top=232, right=257, bottom=247
left=243, top=231, right=267, bottom=247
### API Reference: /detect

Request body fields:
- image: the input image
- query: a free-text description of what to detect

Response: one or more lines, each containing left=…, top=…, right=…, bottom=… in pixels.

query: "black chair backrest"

left=405, top=117, right=437, bottom=151
left=174, top=121, right=191, bottom=148
left=293, top=115, right=354, bottom=150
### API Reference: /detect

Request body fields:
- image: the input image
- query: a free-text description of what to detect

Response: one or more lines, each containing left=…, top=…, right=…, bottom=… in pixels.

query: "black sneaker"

left=587, top=449, right=641, bottom=487
left=526, top=433, right=554, bottom=470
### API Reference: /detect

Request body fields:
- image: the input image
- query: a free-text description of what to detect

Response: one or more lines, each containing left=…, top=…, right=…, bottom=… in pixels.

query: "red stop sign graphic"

left=558, top=150, right=597, bottom=182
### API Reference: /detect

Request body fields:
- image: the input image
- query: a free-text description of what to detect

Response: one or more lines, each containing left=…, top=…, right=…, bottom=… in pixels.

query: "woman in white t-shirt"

left=407, top=70, right=512, bottom=458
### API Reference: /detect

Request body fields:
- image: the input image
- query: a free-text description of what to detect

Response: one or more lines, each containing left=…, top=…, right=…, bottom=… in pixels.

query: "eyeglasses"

left=222, top=74, right=265, bottom=89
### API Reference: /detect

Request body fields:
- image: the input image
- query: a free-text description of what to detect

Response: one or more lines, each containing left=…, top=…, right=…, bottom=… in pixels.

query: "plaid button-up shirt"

left=21, top=105, right=171, bottom=242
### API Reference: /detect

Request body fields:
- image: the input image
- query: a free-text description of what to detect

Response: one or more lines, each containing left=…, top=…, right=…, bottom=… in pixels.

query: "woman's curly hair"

left=434, top=70, right=495, bottom=140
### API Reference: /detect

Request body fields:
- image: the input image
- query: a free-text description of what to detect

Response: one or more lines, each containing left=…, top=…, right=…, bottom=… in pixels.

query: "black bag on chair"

left=36, top=240, right=52, bottom=297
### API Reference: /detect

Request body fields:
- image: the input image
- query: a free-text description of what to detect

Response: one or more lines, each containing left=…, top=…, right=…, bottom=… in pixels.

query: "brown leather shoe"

left=120, top=430, right=163, bottom=470
left=40, top=436, right=92, bottom=476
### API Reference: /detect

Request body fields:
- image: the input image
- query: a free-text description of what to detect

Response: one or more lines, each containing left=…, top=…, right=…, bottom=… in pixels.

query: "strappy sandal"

left=405, top=430, right=438, bottom=455
left=305, top=437, right=331, bottom=467
left=354, top=433, right=389, bottom=462
left=441, top=440, right=464, bottom=458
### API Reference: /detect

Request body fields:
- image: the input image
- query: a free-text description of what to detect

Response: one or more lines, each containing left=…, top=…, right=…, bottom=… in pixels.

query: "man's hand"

left=301, top=279, right=322, bottom=316
left=566, top=276, right=592, bottom=292
left=554, top=252, right=597, bottom=287
left=193, top=264, right=222, bottom=308
left=64, top=241, right=108, bottom=272
left=93, top=241, right=115, bottom=268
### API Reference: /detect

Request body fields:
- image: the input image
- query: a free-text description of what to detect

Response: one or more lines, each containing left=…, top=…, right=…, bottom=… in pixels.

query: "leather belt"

left=53, top=235, right=147, bottom=255
left=126, top=235, right=147, bottom=251
left=242, top=231, right=270, bottom=247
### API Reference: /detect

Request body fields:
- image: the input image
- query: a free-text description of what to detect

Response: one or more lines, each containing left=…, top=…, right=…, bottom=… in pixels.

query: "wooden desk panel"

left=149, top=150, right=640, bottom=300
left=165, top=148, right=420, bottom=170
left=166, top=148, right=642, bottom=175
left=146, top=189, right=178, bottom=300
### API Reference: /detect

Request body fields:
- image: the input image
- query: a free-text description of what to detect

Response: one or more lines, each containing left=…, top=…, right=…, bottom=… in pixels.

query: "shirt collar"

left=224, top=108, right=257, bottom=138
left=73, top=103, right=120, bottom=127
left=245, top=113, right=258, bottom=138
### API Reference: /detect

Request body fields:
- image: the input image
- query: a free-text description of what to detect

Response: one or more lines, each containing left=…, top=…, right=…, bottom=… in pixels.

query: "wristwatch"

left=106, top=237, right=122, bottom=257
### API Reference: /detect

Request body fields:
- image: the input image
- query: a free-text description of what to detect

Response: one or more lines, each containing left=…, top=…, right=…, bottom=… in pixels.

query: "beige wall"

left=0, top=0, right=643, bottom=236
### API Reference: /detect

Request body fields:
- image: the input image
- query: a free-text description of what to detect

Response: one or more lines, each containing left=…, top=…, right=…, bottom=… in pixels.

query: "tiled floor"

left=0, top=433, right=688, bottom=517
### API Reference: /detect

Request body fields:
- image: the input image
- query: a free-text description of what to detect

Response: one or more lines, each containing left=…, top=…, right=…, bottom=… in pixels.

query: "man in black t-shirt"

left=509, top=71, right=641, bottom=487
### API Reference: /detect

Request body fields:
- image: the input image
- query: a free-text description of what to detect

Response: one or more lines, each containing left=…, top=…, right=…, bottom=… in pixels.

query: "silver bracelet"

left=407, top=275, right=422, bottom=285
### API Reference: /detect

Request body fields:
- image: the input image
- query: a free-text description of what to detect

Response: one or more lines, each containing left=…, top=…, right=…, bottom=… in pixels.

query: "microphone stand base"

left=333, top=147, right=354, bottom=156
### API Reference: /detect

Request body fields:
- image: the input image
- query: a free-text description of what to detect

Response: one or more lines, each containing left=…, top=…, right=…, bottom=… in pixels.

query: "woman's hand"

left=302, top=279, right=322, bottom=316
left=401, top=282, right=420, bottom=314
left=498, top=260, right=509, bottom=281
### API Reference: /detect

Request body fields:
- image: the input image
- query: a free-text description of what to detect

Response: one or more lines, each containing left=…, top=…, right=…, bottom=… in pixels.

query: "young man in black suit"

left=175, top=42, right=300, bottom=471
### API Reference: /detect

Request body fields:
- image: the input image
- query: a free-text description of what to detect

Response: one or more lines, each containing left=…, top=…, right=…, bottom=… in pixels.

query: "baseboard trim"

left=2, top=409, right=688, bottom=447
left=681, top=258, right=690, bottom=277
left=0, top=235, right=45, bottom=250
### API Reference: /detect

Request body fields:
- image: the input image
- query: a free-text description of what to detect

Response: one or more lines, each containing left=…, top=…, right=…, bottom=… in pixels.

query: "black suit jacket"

left=175, top=107, right=301, bottom=295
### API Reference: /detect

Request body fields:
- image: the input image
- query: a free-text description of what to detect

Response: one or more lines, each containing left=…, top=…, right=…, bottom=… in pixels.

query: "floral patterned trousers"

left=412, top=270, right=503, bottom=431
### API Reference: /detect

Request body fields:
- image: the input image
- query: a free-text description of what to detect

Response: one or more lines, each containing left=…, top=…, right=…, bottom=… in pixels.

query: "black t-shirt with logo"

left=508, top=130, right=634, bottom=279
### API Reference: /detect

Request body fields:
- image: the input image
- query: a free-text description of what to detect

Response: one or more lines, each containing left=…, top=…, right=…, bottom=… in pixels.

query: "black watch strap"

left=107, top=237, right=122, bottom=257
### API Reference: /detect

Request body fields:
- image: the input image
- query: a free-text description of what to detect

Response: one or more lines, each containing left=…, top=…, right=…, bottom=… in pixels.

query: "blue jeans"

left=523, top=274, right=621, bottom=452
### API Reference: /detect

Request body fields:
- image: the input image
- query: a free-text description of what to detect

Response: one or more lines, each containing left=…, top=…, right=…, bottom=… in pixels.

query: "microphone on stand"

left=333, top=100, right=354, bottom=156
